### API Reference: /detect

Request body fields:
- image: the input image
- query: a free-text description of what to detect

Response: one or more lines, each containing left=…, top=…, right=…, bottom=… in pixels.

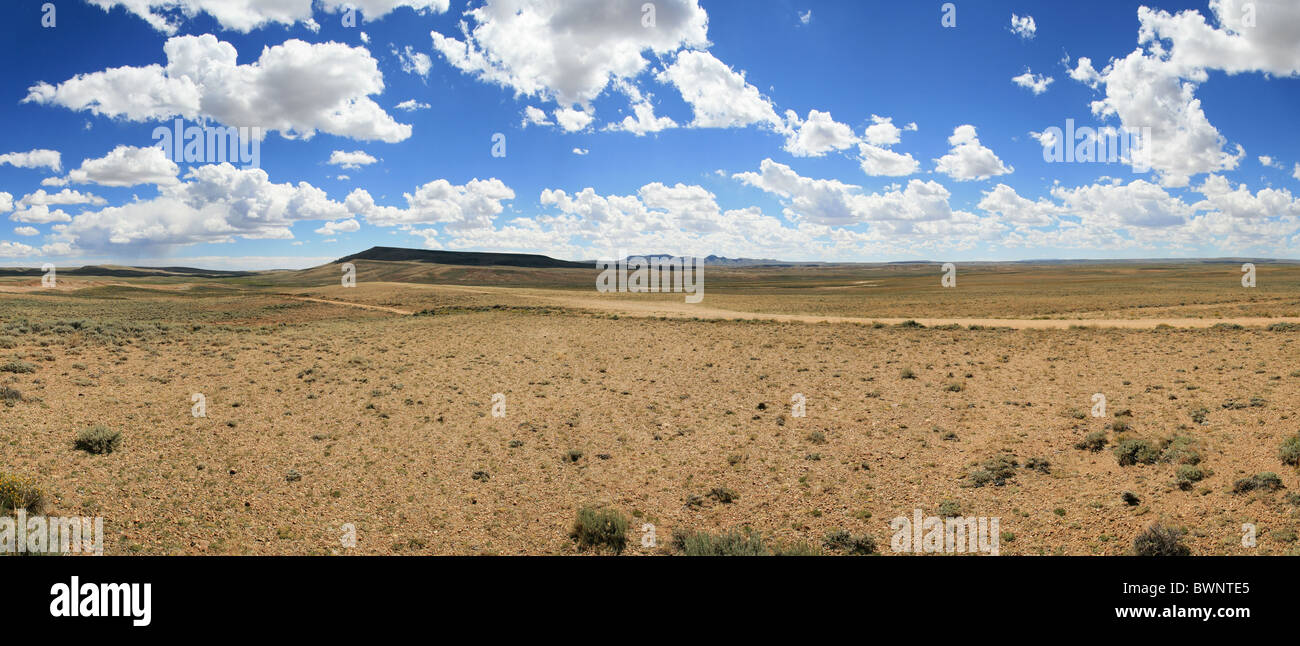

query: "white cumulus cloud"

left=315, top=219, right=362, bottom=235
left=85, top=0, right=449, bottom=34
left=18, top=189, right=107, bottom=208
left=432, top=0, right=708, bottom=108
left=554, top=106, right=594, bottom=132
left=397, top=45, right=433, bottom=77
left=345, top=178, right=515, bottom=232
left=396, top=99, right=431, bottom=111
left=25, top=35, right=411, bottom=143
left=328, top=150, right=379, bottom=170
left=65, top=145, right=180, bottom=187
left=1012, top=69, right=1054, bottom=95
left=0, top=149, right=62, bottom=172
left=934, top=125, right=1012, bottom=181
left=1064, top=2, right=1300, bottom=187
left=656, top=50, right=784, bottom=130
left=783, top=109, right=857, bottom=157
left=1010, top=14, right=1037, bottom=39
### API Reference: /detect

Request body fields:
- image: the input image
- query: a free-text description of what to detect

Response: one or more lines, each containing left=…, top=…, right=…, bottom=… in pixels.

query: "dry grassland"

left=3, top=263, right=1299, bottom=555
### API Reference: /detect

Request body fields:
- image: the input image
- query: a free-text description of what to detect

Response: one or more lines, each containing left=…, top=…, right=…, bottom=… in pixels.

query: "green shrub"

left=1279, top=434, right=1300, bottom=466
left=0, top=472, right=49, bottom=514
left=1024, top=457, right=1051, bottom=474
left=0, top=386, right=21, bottom=406
left=0, top=360, right=36, bottom=374
left=707, top=487, right=738, bottom=504
left=1161, top=436, right=1201, bottom=465
left=669, top=527, right=823, bottom=556
left=900, top=366, right=916, bottom=379
left=1222, top=397, right=1267, bottom=410
left=968, top=454, right=1018, bottom=487
left=1133, top=524, right=1190, bottom=556
left=74, top=426, right=122, bottom=455
left=672, top=528, right=769, bottom=556
left=1075, top=431, right=1108, bottom=452
left=937, top=500, right=962, bottom=516
left=1233, top=472, right=1284, bottom=494
left=1113, top=438, right=1159, bottom=466
left=822, top=529, right=877, bottom=555
left=1174, top=464, right=1207, bottom=490
left=570, top=506, right=629, bottom=554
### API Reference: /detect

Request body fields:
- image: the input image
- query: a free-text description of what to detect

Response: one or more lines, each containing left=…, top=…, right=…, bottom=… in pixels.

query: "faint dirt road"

left=483, top=288, right=1300, bottom=329
left=329, top=283, right=1300, bottom=329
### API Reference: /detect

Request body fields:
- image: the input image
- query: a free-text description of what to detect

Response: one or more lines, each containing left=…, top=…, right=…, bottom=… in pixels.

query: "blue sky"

left=1, top=0, right=1299, bottom=268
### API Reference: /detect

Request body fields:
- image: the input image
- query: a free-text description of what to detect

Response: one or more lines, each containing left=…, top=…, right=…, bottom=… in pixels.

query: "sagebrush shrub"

left=0, top=386, right=21, bottom=406
left=74, top=426, right=121, bottom=455
left=1114, top=438, right=1159, bottom=466
left=0, top=360, right=36, bottom=374
left=1279, top=434, right=1300, bottom=466
left=1233, top=472, right=1283, bottom=494
left=1161, top=436, right=1201, bottom=465
left=1075, top=431, right=1107, bottom=452
left=1174, top=464, right=1207, bottom=490
left=822, top=529, right=877, bottom=555
left=672, top=528, right=768, bottom=556
left=1133, top=524, right=1190, bottom=556
left=570, top=506, right=629, bottom=554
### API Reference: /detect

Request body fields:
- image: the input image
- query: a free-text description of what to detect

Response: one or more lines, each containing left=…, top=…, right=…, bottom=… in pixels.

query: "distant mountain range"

left=336, top=246, right=807, bottom=268
left=627, top=253, right=808, bottom=267
left=343, top=248, right=1300, bottom=269
left=0, top=265, right=257, bottom=278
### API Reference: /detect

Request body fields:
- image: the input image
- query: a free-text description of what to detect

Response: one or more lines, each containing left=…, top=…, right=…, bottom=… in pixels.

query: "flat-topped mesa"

left=334, top=246, right=589, bottom=269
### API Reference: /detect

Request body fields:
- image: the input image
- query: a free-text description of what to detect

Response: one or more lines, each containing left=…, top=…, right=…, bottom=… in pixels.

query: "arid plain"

left=3, top=259, right=1300, bottom=555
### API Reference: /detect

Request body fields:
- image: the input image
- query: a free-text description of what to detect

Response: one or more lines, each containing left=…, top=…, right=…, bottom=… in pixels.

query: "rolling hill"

left=0, top=265, right=257, bottom=278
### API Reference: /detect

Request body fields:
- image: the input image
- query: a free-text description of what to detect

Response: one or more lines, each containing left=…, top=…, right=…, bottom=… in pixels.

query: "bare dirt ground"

left=284, top=295, right=415, bottom=315
left=286, top=282, right=1300, bottom=329
left=3, top=266, right=1299, bottom=556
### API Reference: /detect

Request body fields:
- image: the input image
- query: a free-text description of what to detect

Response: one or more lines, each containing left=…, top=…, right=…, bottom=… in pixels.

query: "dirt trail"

left=489, top=289, right=1300, bottom=329
left=1066, top=296, right=1300, bottom=318
left=350, top=284, right=1300, bottom=329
